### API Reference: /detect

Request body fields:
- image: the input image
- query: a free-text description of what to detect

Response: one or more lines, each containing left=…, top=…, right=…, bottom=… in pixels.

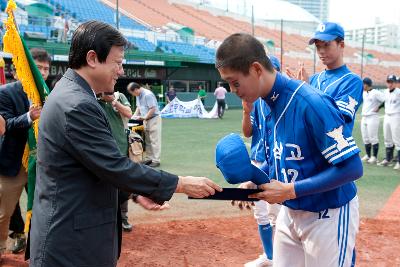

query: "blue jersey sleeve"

left=305, top=94, right=360, bottom=165
left=294, top=154, right=362, bottom=198
left=333, top=75, right=363, bottom=122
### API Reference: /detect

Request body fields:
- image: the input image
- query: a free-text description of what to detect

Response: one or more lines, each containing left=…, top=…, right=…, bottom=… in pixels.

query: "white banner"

left=161, top=97, right=218, bottom=119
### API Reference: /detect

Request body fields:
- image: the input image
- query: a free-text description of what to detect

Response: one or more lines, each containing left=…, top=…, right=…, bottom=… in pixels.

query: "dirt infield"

left=2, top=189, right=400, bottom=267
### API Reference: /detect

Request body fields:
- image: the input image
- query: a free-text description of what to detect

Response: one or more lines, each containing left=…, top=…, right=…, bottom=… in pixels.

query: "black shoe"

left=122, top=219, right=133, bottom=232
left=141, top=159, right=152, bottom=165
left=148, top=162, right=160, bottom=168
left=11, top=235, right=26, bottom=254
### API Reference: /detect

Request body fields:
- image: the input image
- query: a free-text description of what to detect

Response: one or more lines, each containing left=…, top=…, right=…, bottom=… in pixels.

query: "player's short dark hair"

left=30, top=48, right=51, bottom=63
left=127, top=82, right=141, bottom=91
left=334, top=37, right=344, bottom=43
left=216, top=33, right=274, bottom=74
left=69, top=20, right=128, bottom=69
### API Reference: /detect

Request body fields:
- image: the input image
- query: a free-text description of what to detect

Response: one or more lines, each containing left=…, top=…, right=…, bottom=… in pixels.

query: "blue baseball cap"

left=268, top=55, right=281, bottom=72
left=215, top=133, right=269, bottom=185
left=309, top=22, right=345, bottom=45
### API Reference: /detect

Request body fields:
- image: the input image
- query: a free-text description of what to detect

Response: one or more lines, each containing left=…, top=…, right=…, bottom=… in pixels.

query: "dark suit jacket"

left=30, top=69, right=179, bottom=267
left=0, top=81, right=30, bottom=176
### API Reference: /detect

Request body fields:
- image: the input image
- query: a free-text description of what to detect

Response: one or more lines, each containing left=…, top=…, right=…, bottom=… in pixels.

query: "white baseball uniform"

left=361, top=89, right=385, bottom=145
left=383, top=88, right=400, bottom=150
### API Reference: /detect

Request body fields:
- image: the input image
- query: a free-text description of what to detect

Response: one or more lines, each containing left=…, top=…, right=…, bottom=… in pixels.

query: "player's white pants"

left=254, top=200, right=281, bottom=226
left=273, top=196, right=359, bottom=267
left=383, top=113, right=400, bottom=150
left=360, top=115, right=380, bottom=145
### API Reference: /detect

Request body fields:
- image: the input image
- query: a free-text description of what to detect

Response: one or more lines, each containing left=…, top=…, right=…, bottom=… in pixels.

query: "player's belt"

left=188, top=188, right=262, bottom=201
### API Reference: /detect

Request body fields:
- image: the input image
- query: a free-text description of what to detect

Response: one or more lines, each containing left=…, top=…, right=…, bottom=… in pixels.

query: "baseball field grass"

left=160, top=108, right=400, bottom=218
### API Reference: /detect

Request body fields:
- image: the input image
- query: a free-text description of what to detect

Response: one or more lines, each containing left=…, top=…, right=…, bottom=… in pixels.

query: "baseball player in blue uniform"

left=287, top=22, right=363, bottom=266
left=287, top=22, right=363, bottom=132
left=216, top=33, right=363, bottom=267
left=238, top=55, right=281, bottom=267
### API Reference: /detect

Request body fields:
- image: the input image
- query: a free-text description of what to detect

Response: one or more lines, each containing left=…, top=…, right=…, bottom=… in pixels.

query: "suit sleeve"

left=0, top=89, right=30, bottom=133
left=64, top=100, right=178, bottom=203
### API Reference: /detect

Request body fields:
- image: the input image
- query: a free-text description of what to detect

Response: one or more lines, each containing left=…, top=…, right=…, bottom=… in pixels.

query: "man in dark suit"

left=30, top=20, right=221, bottom=267
left=0, top=69, right=42, bottom=261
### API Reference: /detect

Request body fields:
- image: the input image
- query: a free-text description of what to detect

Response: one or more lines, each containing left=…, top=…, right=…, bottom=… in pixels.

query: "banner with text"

left=161, top=97, right=218, bottom=119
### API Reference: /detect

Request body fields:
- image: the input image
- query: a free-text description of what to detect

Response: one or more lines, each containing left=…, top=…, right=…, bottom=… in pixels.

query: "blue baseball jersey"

left=250, top=98, right=270, bottom=163
left=309, top=65, right=363, bottom=131
left=264, top=73, right=360, bottom=212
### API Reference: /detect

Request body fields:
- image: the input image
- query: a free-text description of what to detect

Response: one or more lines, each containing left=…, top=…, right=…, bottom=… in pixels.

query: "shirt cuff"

left=27, top=112, right=32, bottom=125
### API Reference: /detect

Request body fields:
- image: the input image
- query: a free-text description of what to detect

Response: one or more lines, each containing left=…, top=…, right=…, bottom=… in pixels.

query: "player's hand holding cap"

left=215, top=133, right=270, bottom=185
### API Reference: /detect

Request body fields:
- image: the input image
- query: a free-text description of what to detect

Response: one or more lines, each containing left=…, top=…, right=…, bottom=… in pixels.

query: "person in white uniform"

left=360, top=77, right=385, bottom=164
left=378, top=74, right=400, bottom=169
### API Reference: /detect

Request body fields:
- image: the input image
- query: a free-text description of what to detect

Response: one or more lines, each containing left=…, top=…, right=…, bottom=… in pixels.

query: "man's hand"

left=285, top=67, right=297, bottom=79
left=175, top=176, right=222, bottom=198
left=231, top=181, right=256, bottom=210
left=242, top=100, right=253, bottom=115
left=249, top=180, right=296, bottom=204
left=286, top=62, right=309, bottom=82
left=136, top=195, right=170, bottom=211
left=29, top=105, right=42, bottom=121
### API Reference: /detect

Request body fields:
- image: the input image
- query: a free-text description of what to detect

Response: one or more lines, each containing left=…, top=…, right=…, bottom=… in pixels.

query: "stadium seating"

left=3, top=0, right=399, bottom=84
left=41, top=0, right=148, bottom=30
left=158, top=41, right=215, bottom=63
left=127, top=37, right=157, bottom=52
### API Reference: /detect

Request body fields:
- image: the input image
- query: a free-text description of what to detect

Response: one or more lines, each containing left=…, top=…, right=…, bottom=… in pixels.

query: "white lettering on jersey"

left=285, top=144, right=304, bottom=161
left=346, top=96, right=358, bottom=115
left=326, top=125, right=349, bottom=151
left=281, top=168, right=299, bottom=183
left=273, top=141, right=283, bottom=160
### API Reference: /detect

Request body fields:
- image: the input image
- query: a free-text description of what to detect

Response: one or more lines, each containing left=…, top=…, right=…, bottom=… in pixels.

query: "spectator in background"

left=198, top=85, right=206, bottom=106
left=165, top=85, right=176, bottom=103
left=214, top=84, right=227, bottom=118
left=54, top=14, right=67, bottom=43
left=98, top=91, right=134, bottom=232
left=4, top=48, right=51, bottom=253
left=127, top=82, right=162, bottom=168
